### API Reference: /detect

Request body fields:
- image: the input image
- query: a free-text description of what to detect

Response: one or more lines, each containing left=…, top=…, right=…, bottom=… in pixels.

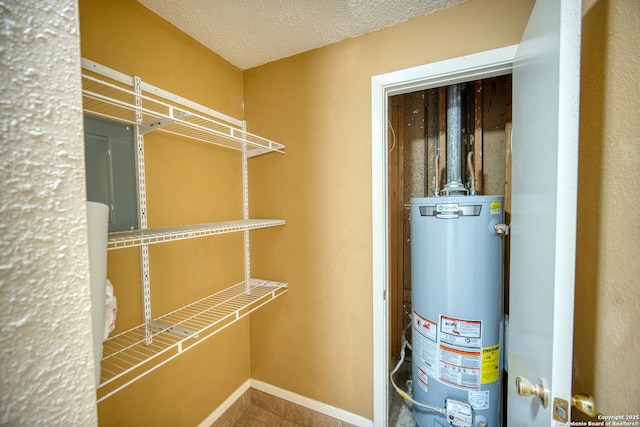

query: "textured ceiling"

left=137, top=0, right=468, bottom=70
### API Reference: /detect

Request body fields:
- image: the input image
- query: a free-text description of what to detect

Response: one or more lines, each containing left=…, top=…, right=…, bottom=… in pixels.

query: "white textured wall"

left=0, top=1, right=98, bottom=425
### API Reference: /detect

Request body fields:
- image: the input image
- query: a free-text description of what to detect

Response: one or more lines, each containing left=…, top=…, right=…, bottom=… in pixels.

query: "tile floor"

left=213, top=366, right=417, bottom=427
left=232, top=403, right=354, bottom=427
left=229, top=392, right=415, bottom=427
left=212, top=388, right=357, bottom=427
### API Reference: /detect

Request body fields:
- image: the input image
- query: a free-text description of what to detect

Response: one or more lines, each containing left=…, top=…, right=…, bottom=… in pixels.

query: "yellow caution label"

left=481, top=345, right=500, bottom=384
left=490, top=201, right=502, bottom=215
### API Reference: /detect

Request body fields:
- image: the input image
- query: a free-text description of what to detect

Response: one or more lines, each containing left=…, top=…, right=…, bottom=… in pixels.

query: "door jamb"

left=370, top=44, right=517, bottom=425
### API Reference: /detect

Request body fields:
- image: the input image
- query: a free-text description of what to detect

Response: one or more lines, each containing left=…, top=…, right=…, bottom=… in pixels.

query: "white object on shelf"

left=86, top=201, right=109, bottom=388
left=97, top=279, right=287, bottom=403
left=104, top=279, right=117, bottom=341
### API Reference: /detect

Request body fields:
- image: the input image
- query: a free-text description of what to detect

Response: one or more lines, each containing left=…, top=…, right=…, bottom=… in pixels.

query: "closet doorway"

left=387, top=75, right=512, bottom=363
left=370, top=45, right=518, bottom=424
left=373, top=3, right=583, bottom=421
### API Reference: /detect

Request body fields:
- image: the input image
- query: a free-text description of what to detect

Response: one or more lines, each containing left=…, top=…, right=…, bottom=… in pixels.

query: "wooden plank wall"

left=388, top=95, right=402, bottom=358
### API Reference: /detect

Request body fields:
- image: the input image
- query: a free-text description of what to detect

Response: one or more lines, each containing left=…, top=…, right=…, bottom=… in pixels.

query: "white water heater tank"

left=411, top=195, right=504, bottom=427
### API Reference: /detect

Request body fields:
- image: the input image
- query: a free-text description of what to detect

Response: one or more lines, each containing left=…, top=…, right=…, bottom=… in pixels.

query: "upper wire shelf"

left=107, top=219, right=285, bottom=250
left=81, top=58, right=284, bottom=158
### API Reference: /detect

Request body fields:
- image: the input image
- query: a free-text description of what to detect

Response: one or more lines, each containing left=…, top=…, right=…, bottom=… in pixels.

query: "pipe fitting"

left=494, top=223, right=510, bottom=236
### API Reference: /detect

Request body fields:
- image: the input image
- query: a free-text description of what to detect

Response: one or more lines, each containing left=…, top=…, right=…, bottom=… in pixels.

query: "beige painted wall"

left=244, top=0, right=534, bottom=418
left=247, top=0, right=640, bottom=419
left=79, top=0, right=251, bottom=424
left=79, top=0, right=243, bottom=119
left=73, top=0, right=640, bottom=423
left=574, top=0, right=640, bottom=417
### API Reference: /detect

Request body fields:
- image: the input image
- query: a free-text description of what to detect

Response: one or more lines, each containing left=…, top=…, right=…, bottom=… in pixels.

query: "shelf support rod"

left=134, top=75, right=153, bottom=345
left=242, top=122, right=251, bottom=295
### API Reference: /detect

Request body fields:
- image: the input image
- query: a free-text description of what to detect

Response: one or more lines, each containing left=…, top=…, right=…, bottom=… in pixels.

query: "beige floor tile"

left=233, top=415, right=271, bottom=427
left=212, top=397, right=246, bottom=427
left=311, top=412, right=342, bottom=427
left=251, top=388, right=286, bottom=417
left=244, top=404, right=283, bottom=427
left=284, top=401, right=314, bottom=426
left=241, top=390, right=251, bottom=409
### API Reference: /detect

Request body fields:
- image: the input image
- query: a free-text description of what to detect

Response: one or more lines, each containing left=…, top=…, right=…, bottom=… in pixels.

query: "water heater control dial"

left=445, top=399, right=473, bottom=427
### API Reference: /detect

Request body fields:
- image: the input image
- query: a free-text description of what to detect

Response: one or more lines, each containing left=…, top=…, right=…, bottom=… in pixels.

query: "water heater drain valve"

left=445, top=399, right=473, bottom=427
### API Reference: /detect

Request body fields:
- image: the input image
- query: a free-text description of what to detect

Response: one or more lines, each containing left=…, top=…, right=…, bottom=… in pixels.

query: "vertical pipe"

left=447, top=84, right=462, bottom=185
left=443, top=84, right=467, bottom=195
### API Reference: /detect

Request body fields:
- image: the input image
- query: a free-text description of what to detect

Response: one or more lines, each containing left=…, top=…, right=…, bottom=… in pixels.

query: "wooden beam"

left=474, top=80, right=484, bottom=194
left=387, top=95, right=402, bottom=358
left=396, top=95, right=406, bottom=357
left=426, top=89, right=438, bottom=196
left=504, top=75, right=512, bottom=315
left=437, top=86, right=447, bottom=192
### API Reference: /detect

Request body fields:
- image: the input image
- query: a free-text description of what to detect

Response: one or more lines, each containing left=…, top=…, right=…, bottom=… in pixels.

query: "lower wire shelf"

left=97, top=278, right=287, bottom=402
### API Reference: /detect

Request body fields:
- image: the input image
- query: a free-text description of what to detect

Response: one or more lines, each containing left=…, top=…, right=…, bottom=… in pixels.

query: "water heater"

left=410, top=195, right=504, bottom=427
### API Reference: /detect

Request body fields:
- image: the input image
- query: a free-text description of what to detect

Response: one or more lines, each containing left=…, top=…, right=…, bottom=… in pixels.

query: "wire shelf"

left=107, top=219, right=285, bottom=250
left=81, top=61, right=284, bottom=158
left=97, top=278, right=288, bottom=402
left=83, top=59, right=288, bottom=402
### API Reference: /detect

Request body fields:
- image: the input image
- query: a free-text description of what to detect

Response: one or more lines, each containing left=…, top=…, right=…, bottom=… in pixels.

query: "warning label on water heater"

left=438, top=315, right=482, bottom=390
left=413, top=312, right=485, bottom=391
left=481, top=344, right=500, bottom=384
left=413, top=311, right=439, bottom=379
left=440, top=315, right=481, bottom=348
left=439, top=344, right=481, bottom=390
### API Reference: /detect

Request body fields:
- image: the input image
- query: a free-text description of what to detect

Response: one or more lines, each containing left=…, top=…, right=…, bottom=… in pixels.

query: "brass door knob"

left=572, top=393, right=596, bottom=417
left=516, top=376, right=549, bottom=408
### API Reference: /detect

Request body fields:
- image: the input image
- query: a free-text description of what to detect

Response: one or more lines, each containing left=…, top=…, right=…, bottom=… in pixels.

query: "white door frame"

left=370, top=45, right=518, bottom=425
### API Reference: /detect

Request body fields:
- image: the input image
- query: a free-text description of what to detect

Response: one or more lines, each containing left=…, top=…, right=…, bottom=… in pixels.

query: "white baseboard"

left=197, top=379, right=250, bottom=427
left=198, top=378, right=374, bottom=427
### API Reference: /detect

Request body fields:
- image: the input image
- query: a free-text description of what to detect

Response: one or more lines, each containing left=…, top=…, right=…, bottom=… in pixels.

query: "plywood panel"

left=474, top=80, right=484, bottom=194
left=388, top=95, right=402, bottom=358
